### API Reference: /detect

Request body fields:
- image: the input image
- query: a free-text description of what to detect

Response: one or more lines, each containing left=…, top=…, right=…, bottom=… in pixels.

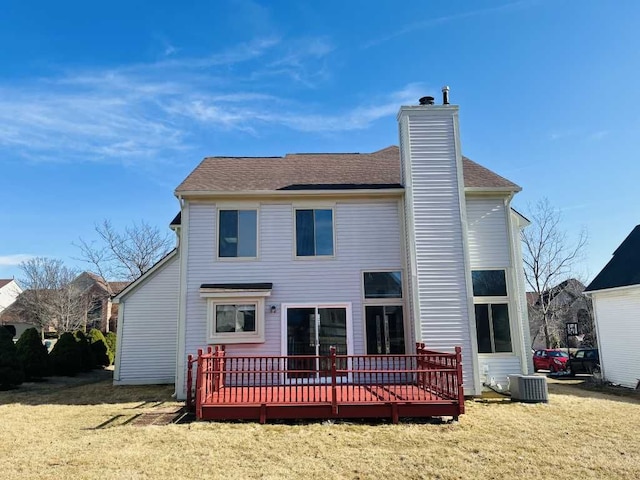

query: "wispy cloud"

left=549, top=128, right=609, bottom=142
left=0, top=254, right=35, bottom=266
left=362, top=0, right=541, bottom=48
left=0, top=35, right=419, bottom=166
left=589, top=130, right=609, bottom=141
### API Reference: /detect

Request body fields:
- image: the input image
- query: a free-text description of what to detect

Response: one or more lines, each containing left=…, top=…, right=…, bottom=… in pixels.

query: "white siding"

left=399, top=107, right=476, bottom=393
left=466, top=197, right=510, bottom=268
left=0, top=280, right=22, bottom=312
left=478, top=354, right=522, bottom=388
left=511, top=210, right=533, bottom=374
left=184, top=201, right=404, bottom=366
left=466, top=200, right=528, bottom=384
left=115, top=254, right=179, bottom=385
left=592, top=287, right=640, bottom=389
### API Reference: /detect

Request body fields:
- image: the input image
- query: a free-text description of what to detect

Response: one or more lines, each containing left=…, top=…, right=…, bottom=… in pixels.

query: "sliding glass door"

left=285, top=305, right=349, bottom=381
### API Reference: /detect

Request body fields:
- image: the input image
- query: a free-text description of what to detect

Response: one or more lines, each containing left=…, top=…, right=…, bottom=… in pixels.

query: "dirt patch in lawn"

left=1, top=380, right=639, bottom=479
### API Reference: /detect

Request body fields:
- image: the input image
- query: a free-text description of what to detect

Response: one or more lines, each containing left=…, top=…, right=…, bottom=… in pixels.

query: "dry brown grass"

left=1, top=379, right=639, bottom=480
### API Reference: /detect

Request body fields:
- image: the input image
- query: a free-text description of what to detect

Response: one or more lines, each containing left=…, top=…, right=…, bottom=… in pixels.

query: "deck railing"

left=186, top=343, right=464, bottom=419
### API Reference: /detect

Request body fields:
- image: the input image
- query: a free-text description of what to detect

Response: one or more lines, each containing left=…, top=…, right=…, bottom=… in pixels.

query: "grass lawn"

left=1, top=376, right=639, bottom=480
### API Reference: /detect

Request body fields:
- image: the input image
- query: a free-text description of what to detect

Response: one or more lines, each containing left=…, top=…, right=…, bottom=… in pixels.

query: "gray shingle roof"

left=175, top=146, right=520, bottom=193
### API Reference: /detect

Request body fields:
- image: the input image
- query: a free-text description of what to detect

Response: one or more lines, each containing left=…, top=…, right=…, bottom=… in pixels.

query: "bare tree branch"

left=74, top=219, right=173, bottom=281
left=522, top=198, right=588, bottom=348
left=15, top=257, right=95, bottom=334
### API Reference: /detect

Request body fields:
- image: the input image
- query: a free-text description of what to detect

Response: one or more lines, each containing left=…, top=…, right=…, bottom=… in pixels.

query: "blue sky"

left=1, top=0, right=639, bottom=282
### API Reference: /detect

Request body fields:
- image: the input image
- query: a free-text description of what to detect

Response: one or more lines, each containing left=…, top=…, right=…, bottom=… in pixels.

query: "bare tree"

left=75, top=220, right=173, bottom=281
left=522, top=199, right=588, bottom=348
left=15, top=258, right=94, bottom=334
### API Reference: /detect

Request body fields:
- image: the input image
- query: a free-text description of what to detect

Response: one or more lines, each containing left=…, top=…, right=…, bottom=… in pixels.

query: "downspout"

left=174, top=194, right=189, bottom=399
left=113, top=299, right=125, bottom=382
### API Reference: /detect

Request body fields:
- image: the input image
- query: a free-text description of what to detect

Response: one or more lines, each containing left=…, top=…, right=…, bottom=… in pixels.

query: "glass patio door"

left=286, top=306, right=348, bottom=381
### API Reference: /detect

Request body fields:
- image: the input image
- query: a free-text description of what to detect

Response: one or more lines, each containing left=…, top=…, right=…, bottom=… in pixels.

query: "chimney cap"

left=442, top=85, right=450, bottom=92
left=419, top=96, right=435, bottom=106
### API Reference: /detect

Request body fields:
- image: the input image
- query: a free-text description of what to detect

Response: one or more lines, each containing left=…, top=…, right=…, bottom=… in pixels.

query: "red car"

left=533, top=349, right=570, bottom=373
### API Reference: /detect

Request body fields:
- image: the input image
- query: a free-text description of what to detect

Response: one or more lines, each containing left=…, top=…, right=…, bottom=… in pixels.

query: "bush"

left=88, top=329, right=111, bottom=367
left=15, top=328, right=49, bottom=380
left=105, top=332, right=116, bottom=365
left=49, top=332, right=82, bottom=376
left=0, top=327, right=24, bottom=389
left=74, top=331, right=95, bottom=372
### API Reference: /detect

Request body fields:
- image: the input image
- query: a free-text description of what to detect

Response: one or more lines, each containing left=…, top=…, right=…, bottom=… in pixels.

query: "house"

left=71, top=272, right=129, bottom=332
left=584, top=225, right=640, bottom=389
left=114, top=90, right=532, bottom=410
left=0, top=273, right=129, bottom=336
left=527, top=279, right=595, bottom=349
left=0, top=279, right=25, bottom=337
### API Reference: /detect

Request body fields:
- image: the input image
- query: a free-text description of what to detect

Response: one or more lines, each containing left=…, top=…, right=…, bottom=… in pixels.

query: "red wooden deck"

left=187, top=344, right=464, bottom=423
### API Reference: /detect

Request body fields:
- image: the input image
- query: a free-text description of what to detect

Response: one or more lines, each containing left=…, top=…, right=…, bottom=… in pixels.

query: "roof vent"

left=419, top=96, right=435, bottom=106
left=442, top=86, right=450, bottom=105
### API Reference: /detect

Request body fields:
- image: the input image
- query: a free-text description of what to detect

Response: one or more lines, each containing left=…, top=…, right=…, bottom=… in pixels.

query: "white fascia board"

left=396, top=105, right=460, bottom=120
left=510, top=208, right=531, bottom=227
left=112, top=250, right=178, bottom=303
left=584, top=283, right=640, bottom=296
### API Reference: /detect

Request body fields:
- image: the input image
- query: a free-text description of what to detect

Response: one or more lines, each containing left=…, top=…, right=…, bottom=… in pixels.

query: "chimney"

left=442, top=85, right=450, bottom=105
left=397, top=91, right=477, bottom=394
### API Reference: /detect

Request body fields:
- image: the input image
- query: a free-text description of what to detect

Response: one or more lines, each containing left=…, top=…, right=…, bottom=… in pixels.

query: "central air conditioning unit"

left=509, top=374, right=548, bottom=403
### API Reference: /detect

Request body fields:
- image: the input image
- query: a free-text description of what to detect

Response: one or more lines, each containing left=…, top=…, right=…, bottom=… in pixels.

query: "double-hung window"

left=295, top=209, right=334, bottom=257
left=218, top=209, right=257, bottom=258
left=472, top=270, right=512, bottom=353
left=363, top=271, right=405, bottom=354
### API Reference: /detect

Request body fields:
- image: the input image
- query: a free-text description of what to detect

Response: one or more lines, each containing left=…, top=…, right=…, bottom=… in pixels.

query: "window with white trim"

left=472, top=270, right=512, bottom=353
left=295, top=208, right=334, bottom=257
left=205, top=297, right=266, bottom=344
left=218, top=209, right=257, bottom=258
left=363, top=271, right=405, bottom=354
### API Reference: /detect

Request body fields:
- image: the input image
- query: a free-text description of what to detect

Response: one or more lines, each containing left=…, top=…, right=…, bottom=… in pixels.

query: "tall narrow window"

left=365, top=305, right=405, bottom=354
left=218, top=209, right=257, bottom=258
left=363, top=271, right=405, bottom=354
left=295, top=209, right=334, bottom=257
left=472, top=270, right=512, bottom=353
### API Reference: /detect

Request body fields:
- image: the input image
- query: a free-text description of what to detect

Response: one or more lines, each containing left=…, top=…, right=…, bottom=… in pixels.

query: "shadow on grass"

left=0, top=369, right=175, bottom=406
left=547, top=377, right=640, bottom=405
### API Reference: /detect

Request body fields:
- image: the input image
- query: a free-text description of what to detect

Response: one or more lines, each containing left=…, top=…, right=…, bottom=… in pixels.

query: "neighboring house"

left=114, top=93, right=532, bottom=399
left=0, top=279, right=26, bottom=337
left=527, top=279, right=595, bottom=349
left=584, top=225, right=640, bottom=389
left=0, top=273, right=129, bottom=335
left=71, top=272, right=129, bottom=332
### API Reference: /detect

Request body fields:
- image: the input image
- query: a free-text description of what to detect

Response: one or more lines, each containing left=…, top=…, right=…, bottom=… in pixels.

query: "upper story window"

left=295, top=208, right=334, bottom=257
left=472, top=269, right=512, bottom=354
left=218, top=209, right=257, bottom=258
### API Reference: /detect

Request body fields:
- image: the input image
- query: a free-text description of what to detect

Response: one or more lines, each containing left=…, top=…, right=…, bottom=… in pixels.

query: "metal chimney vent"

left=419, top=96, right=435, bottom=106
left=442, top=86, right=450, bottom=105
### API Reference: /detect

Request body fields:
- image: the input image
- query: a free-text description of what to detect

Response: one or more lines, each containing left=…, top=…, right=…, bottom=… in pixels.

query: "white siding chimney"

left=398, top=100, right=480, bottom=394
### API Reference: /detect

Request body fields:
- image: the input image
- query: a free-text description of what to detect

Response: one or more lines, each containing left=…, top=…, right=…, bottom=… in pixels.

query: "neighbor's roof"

left=585, top=225, right=640, bottom=292
left=0, top=279, right=13, bottom=289
left=175, top=146, right=521, bottom=193
left=108, top=282, right=130, bottom=296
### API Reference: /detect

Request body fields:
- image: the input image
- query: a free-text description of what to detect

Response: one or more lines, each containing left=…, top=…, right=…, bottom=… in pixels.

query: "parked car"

left=533, top=349, right=570, bottom=373
left=567, top=348, right=600, bottom=375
